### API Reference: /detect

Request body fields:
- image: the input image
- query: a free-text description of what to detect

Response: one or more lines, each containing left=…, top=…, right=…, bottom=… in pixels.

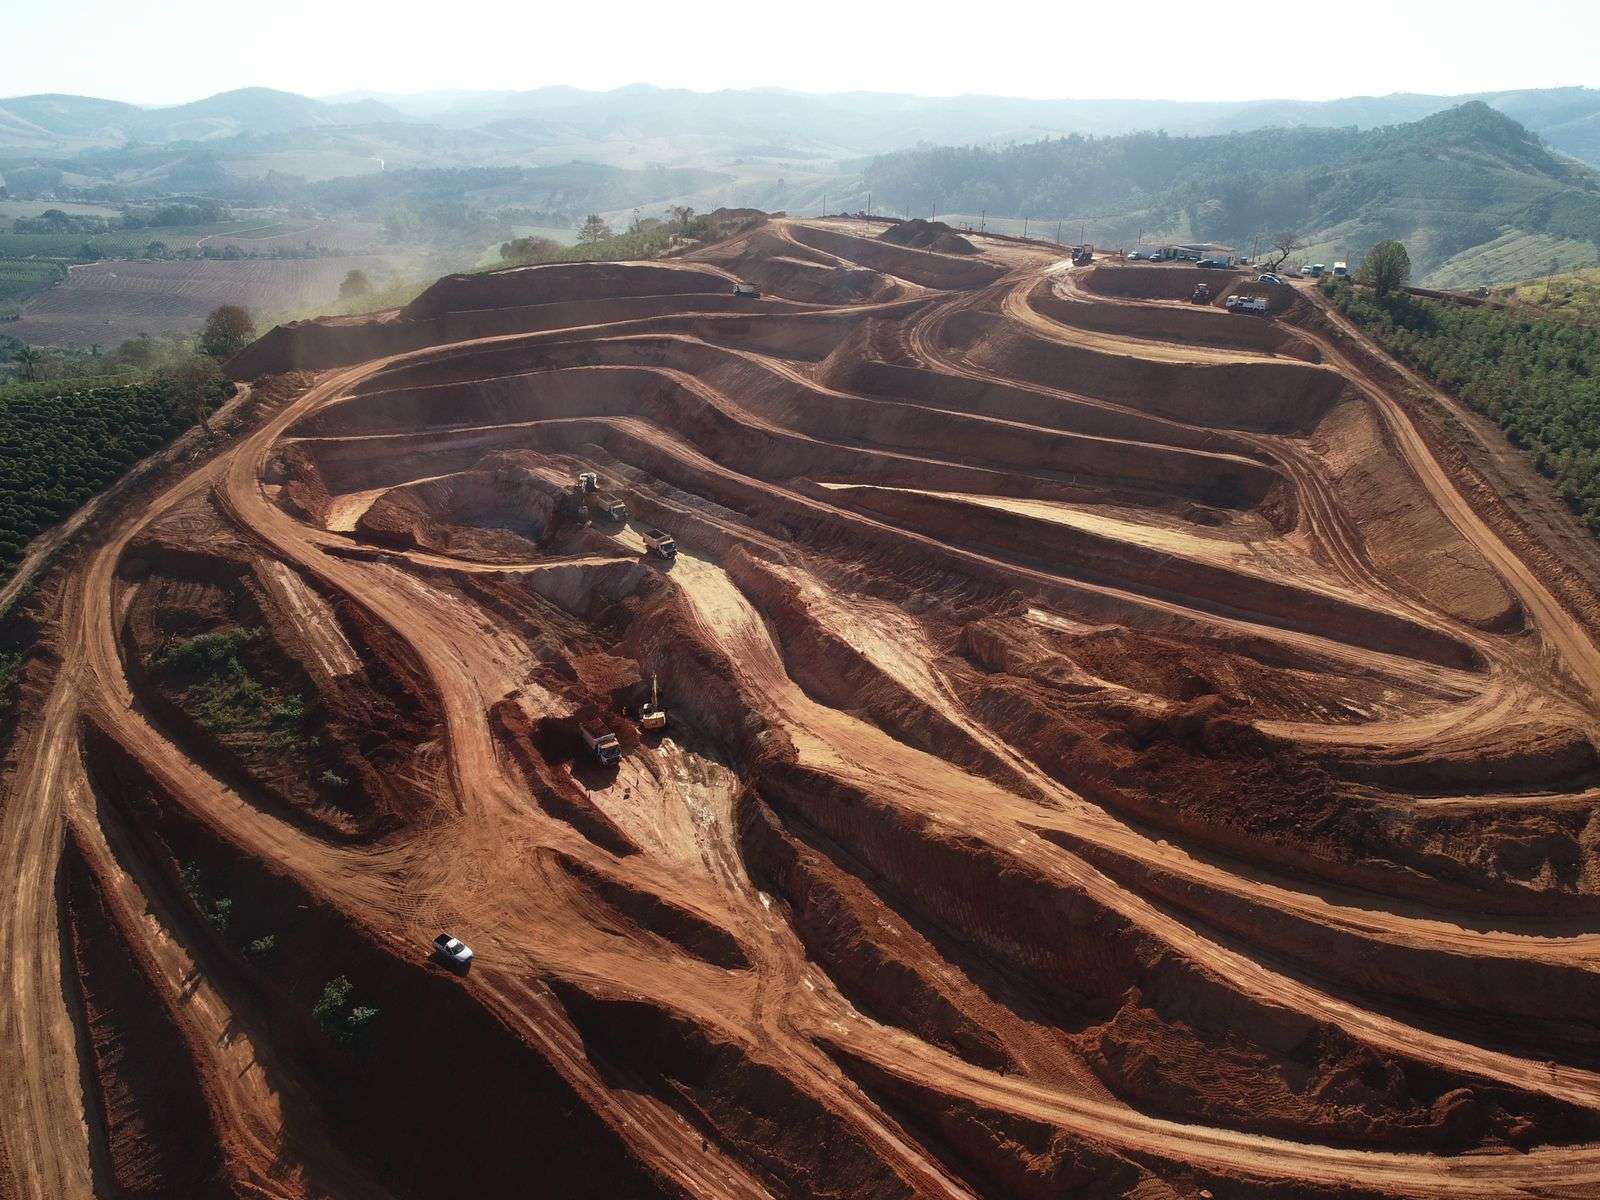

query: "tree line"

left=1324, top=270, right=1600, bottom=535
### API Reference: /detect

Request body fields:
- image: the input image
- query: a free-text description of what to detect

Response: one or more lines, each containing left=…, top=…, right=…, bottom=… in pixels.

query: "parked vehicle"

left=1299, top=265, right=1316, bottom=277
left=1310, top=263, right=1325, bottom=277
left=1256, top=273, right=1283, bottom=285
left=1191, top=283, right=1212, bottom=304
left=1332, top=261, right=1348, bottom=277
left=732, top=283, right=760, bottom=298
left=1195, top=259, right=1227, bottom=269
left=433, top=933, right=474, bottom=969
left=1128, top=250, right=1146, bottom=260
left=1227, top=296, right=1269, bottom=315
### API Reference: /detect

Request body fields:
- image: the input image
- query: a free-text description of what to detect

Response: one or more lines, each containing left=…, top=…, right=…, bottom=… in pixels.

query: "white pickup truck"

left=433, top=932, right=474, bottom=970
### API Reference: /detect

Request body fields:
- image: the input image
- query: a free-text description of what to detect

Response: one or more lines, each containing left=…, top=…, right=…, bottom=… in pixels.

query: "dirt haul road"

left=8, top=215, right=1600, bottom=1198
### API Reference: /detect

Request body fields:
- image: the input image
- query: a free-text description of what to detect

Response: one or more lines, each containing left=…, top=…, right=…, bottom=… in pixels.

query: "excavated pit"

left=15, top=218, right=1600, bottom=1199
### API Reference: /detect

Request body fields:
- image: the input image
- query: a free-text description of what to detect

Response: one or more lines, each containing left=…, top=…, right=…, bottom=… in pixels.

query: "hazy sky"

left=8, top=0, right=1599, bottom=105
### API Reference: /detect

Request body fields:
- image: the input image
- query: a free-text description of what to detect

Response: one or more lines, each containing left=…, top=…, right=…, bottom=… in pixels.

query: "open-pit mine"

left=9, top=214, right=1600, bottom=1199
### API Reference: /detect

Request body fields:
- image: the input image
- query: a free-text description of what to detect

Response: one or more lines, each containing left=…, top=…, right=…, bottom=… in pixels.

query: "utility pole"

left=980, top=209, right=985, bottom=232
left=866, top=192, right=871, bottom=218
left=1022, top=216, right=1028, bottom=239
left=1055, top=219, right=1062, bottom=245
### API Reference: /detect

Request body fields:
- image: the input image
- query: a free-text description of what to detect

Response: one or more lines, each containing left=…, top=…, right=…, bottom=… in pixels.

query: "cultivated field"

left=7, top=255, right=404, bottom=344
left=9, top=216, right=1600, bottom=1198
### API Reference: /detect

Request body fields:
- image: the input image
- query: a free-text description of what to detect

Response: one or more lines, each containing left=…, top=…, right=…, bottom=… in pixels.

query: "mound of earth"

left=878, top=217, right=978, bottom=254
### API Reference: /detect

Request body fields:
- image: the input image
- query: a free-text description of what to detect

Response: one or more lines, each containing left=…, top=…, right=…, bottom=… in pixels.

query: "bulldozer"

left=636, top=673, right=667, bottom=732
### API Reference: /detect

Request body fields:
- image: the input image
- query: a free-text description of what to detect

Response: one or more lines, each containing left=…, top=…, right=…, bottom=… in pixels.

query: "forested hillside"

left=865, top=103, right=1600, bottom=283
left=1323, top=276, right=1600, bottom=533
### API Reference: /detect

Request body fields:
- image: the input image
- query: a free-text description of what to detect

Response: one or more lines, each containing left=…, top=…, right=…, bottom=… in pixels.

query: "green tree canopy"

left=338, top=269, right=372, bottom=300
left=499, top=235, right=561, bottom=263
left=575, top=214, right=613, bottom=245
left=198, top=305, right=255, bottom=360
left=1359, top=240, right=1412, bottom=296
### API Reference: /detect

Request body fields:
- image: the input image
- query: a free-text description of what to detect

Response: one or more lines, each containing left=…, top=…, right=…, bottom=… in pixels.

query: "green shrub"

left=314, top=975, right=380, bottom=1049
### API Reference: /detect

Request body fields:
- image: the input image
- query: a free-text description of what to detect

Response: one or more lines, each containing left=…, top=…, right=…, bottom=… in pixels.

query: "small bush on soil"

left=245, top=934, right=278, bottom=957
left=314, top=975, right=380, bottom=1050
left=156, top=627, right=310, bottom=748
left=178, top=861, right=234, bottom=933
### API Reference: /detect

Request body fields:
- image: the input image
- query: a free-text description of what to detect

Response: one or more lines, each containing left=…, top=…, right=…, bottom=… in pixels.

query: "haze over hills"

left=869, top=102, right=1600, bottom=284
left=3, top=85, right=1599, bottom=295
left=4, top=83, right=1600, bottom=167
left=0, top=88, right=403, bottom=155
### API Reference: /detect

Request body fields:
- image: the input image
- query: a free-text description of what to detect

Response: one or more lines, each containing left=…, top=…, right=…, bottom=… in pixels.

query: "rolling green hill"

left=864, top=103, right=1600, bottom=284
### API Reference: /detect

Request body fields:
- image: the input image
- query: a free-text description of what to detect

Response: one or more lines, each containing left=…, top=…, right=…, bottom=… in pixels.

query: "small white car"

left=1257, top=272, right=1283, bottom=285
left=433, top=933, right=474, bottom=969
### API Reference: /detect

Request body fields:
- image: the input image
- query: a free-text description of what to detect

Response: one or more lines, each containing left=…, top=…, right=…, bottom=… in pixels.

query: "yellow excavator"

left=637, top=673, right=667, bottom=731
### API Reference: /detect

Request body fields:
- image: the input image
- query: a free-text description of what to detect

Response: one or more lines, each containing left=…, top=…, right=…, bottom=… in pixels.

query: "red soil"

left=9, top=216, right=1600, bottom=1200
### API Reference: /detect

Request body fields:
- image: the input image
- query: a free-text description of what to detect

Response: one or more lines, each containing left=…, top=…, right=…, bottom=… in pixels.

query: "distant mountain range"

left=0, top=88, right=402, bottom=154
left=867, top=103, right=1600, bottom=285
left=2, top=84, right=1599, bottom=168
left=3, top=85, right=1598, bottom=286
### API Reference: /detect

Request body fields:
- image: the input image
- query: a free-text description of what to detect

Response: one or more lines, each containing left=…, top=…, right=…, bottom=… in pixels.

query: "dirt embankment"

left=942, top=308, right=1348, bottom=434
left=878, top=219, right=977, bottom=256
left=1031, top=277, right=1319, bottom=361
left=1083, top=264, right=1251, bottom=302
left=757, top=764, right=1597, bottom=1151
left=60, top=835, right=237, bottom=1199
left=787, top=224, right=1005, bottom=290
left=82, top=722, right=673, bottom=1200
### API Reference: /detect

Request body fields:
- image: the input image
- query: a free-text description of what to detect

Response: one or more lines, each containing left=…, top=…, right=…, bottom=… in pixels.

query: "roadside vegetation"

left=1323, top=272, right=1600, bottom=534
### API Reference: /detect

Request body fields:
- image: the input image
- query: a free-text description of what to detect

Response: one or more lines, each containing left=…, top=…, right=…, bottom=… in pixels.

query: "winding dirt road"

left=7, top=218, right=1600, bottom=1199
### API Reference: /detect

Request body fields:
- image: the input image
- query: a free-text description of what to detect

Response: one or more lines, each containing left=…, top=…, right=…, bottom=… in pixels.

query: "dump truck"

left=581, top=720, right=621, bottom=765
left=1191, top=283, right=1212, bottom=304
left=1070, top=245, right=1094, bottom=265
left=1226, top=295, right=1269, bottom=316
left=636, top=674, right=667, bottom=732
left=641, top=527, right=676, bottom=559
left=589, top=492, right=628, bottom=521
